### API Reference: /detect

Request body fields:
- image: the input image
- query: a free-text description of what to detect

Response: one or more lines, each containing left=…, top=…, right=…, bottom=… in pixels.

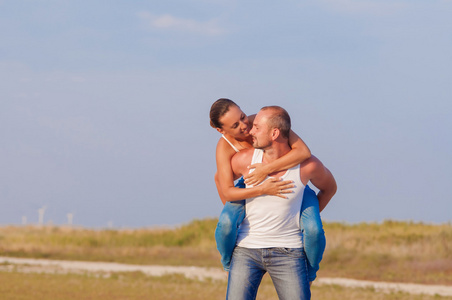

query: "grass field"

left=0, top=218, right=451, bottom=299
left=1, top=271, right=450, bottom=300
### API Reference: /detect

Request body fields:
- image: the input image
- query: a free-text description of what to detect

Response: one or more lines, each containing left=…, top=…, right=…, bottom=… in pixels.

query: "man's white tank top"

left=236, top=149, right=305, bottom=248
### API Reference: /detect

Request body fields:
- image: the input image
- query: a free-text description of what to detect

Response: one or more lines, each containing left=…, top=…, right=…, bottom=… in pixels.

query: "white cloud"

left=137, top=12, right=225, bottom=36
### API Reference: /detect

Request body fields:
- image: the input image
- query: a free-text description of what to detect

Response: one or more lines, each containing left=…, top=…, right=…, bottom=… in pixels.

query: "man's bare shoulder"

left=300, top=155, right=321, bottom=167
left=232, top=148, right=254, bottom=164
left=299, top=154, right=333, bottom=184
left=231, top=148, right=254, bottom=176
left=300, top=155, right=324, bottom=175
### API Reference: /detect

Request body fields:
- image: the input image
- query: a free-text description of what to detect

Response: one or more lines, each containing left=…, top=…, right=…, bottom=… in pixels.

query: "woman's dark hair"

left=209, top=98, right=238, bottom=129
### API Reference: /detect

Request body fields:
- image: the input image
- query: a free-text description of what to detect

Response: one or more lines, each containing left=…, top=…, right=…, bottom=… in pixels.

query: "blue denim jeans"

left=215, top=183, right=325, bottom=282
left=300, top=185, right=326, bottom=282
left=226, top=247, right=311, bottom=300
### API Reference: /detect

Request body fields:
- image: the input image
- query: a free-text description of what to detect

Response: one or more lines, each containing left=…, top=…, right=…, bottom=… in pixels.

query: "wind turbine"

left=38, top=206, right=46, bottom=226
left=67, top=213, right=74, bottom=226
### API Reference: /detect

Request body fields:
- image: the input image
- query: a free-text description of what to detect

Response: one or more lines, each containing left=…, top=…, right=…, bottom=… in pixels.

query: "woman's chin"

left=233, top=134, right=248, bottom=141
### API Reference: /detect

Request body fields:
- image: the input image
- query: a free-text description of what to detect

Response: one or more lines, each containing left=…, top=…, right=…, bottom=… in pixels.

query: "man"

left=226, top=106, right=337, bottom=300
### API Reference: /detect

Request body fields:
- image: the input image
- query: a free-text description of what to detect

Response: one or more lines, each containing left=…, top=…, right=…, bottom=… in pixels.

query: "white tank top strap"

left=222, top=134, right=240, bottom=153
left=251, top=149, right=264, bottom=165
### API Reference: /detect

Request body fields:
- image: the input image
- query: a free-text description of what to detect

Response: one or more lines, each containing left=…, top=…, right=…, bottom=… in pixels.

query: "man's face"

left=250, top=111, right=272, bottom=149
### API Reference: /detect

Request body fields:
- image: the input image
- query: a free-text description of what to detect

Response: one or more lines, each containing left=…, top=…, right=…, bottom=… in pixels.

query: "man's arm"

left=301, top=156, right=337, bottom=212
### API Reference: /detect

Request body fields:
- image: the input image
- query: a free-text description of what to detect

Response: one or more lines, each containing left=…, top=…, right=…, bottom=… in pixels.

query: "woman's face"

left=218, top=105, right=250, bottom=139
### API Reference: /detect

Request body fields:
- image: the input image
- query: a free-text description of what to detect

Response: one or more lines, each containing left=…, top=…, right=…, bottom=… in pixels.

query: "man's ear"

left=271, top=128, right=280, bottom=140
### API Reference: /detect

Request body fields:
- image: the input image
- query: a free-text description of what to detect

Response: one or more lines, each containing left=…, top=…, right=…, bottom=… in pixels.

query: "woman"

left=210, top=98, right=326, bottom=283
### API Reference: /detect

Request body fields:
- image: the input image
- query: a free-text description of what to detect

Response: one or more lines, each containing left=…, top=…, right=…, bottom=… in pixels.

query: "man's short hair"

left=260, top=106, right=291, bottom=139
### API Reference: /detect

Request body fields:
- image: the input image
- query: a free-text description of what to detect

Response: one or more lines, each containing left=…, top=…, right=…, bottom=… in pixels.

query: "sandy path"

left=1, top=256, right=451, bottom=297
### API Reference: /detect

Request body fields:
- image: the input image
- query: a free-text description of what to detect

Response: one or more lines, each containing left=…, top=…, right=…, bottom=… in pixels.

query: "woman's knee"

left=218, top=212, right=234, bottom=231
left=303, top=217, right=324, bottom=241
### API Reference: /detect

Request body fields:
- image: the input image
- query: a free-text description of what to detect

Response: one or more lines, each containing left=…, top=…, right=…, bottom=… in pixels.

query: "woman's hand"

left=260, top=177, right=294, bottom=199
left=244, top=163, right=269, bottom=186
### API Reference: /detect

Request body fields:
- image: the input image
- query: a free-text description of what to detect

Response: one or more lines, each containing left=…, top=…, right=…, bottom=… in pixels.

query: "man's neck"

left=261, top=143, right=291, bottom=165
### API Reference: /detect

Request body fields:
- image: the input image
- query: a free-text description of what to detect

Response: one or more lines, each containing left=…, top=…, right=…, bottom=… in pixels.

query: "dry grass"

left=1, top=219, right=451, bottom=285
left=0, top=219, right=220, bottom=267
left=1, top=270, right=450, bottom=300
left=319, top=221, right=452, bottom=284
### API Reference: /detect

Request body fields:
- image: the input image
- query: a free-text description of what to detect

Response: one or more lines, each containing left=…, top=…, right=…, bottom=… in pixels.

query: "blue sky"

left=1, top=0, right=451, bottom=228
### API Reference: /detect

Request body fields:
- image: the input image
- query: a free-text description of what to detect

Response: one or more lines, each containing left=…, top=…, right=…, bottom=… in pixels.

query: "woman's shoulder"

left=216, top=136, right=238, bottom=157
